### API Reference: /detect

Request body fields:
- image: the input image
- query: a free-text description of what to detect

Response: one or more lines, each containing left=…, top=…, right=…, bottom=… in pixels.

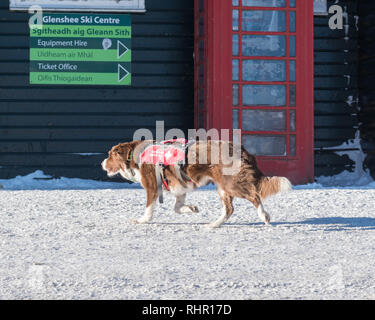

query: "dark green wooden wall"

left=359, top=0, right=375, bottom=179
left=313, top=0, right=359, bottom=177
left=0, top=0, right=194, bottom=180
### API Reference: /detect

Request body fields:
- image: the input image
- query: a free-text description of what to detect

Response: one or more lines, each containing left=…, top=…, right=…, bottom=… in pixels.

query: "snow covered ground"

left=0, top=171, right=375, bottom=299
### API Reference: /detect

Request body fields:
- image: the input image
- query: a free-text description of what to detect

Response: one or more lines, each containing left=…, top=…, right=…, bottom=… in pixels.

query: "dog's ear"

left=115, top=143, right=131, bottom=158
left=116, top=142, right=138, bottom=163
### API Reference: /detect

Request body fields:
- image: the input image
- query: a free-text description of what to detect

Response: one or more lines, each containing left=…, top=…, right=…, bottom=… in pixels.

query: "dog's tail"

left=258, top=176, right=292, bottom=200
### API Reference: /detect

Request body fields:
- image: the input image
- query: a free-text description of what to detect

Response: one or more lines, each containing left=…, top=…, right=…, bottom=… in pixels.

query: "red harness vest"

left=140, top=139, right=189, bottom=165
left=139, top=139, right=192, bottom=196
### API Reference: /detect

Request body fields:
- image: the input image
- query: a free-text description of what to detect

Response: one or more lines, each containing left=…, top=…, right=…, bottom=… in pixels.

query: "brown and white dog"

left=101, top=140, right=292, bottom=228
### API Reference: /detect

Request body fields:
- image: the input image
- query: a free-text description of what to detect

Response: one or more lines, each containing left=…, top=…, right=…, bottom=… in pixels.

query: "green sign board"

left=30, top=14, right=131, bottom=85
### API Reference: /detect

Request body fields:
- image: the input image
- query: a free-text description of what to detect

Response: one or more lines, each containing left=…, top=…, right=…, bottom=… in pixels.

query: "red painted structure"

left=194, top=0, right=314, bottom=184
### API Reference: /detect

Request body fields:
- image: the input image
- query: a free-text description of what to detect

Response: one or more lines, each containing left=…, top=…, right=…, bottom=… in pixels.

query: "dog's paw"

left=129, top=218, right=149, bottom=225
left=263, top=213, right=271, bottom=225
left=180, top=205, right=199, bottom=214
left=204, top=222, right=221, bottom=229
left=258, top=210, right=271, bottom=225
left=190, top=206, right=199, bottom=213
left=129, top=218, right=140, bottom=224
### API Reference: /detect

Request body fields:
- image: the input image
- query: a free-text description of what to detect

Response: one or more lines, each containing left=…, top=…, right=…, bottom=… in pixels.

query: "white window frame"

left=9, top=0, right=146, bottom=12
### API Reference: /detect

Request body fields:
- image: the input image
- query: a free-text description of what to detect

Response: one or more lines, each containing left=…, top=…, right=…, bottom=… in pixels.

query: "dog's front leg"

left=130, top=188, right=158, bottom=224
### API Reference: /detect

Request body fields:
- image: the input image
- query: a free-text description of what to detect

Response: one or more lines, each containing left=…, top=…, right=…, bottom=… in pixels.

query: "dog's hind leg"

left=130, top=188, right=158, bottom=224
left=174, top=194, right=199, bottom=214
left=205, top=191, right=233, bottom=228
left=256, top=202, right=270, bottom=225
left=246, top=194, right=270, bottom=225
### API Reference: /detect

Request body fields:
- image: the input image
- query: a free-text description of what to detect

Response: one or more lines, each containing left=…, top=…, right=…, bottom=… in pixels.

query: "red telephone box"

left=194, top=0, right=314, bottom=185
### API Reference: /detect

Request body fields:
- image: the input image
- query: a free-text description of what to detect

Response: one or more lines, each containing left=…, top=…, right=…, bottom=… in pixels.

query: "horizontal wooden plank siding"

left=359, top=0, right=375, bottom=179
left=0, top=0, right=194, bottom=179
left=314, top=0, right=360, bottom=177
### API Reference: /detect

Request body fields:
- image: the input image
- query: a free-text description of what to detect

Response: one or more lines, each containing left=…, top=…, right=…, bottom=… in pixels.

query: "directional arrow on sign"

left=117, top=40, right=129, bottom=59
left=118, top=64, right=130, bottom=82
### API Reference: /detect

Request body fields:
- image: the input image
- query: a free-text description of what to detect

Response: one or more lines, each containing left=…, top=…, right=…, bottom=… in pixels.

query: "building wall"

left=0, top=0, right=367, bottom=182
left=0, top=0, right=194, bottom=180
left=359, top=0, right=375, bottom=178
left=313, top=0, right=359, bottom=177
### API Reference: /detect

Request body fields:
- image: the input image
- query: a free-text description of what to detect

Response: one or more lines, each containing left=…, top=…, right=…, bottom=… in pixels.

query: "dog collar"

left=127, top=150, right=133, bottom=163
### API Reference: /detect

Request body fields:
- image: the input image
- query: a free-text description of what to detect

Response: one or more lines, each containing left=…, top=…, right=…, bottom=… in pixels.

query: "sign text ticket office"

left=30, top=14, right=132, bottom=85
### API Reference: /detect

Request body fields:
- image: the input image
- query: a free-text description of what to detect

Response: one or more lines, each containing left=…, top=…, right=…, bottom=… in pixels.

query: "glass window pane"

left=233, top=109, right=239, bottom=129
left=243, top=0, right=286, bottom=7
left=243, top=85, right=286, bottom=106
left=289, top=11, right=296, bottom=32
left=233, top=59, right=239, bottom=81
left=233, top=34, right=239, bottom=56
left=243, top=135, right=286, bottom=156
left=243, top=60, right=286, bottom=81
left=233, top=84, right=239, bottom=106
left=243, top=35, right=286, bottom=57
left=290, top=35, right=296, bottom=57
left=290, top=85, right=296, bottom=106
left=242, top=110, right=286, bottom=131
left=233, top=10, right=239, bottom=31
left=289, top=110, right=296, bottom=131
left=290, top=0, right=296, bottom=7
left=242, top=10, right=286, bottom=32
left=290, top=60, right=296, bottom=82
left=290, top=135, right=296, bottom=156
left=233, top=0, right=239, bottom=6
